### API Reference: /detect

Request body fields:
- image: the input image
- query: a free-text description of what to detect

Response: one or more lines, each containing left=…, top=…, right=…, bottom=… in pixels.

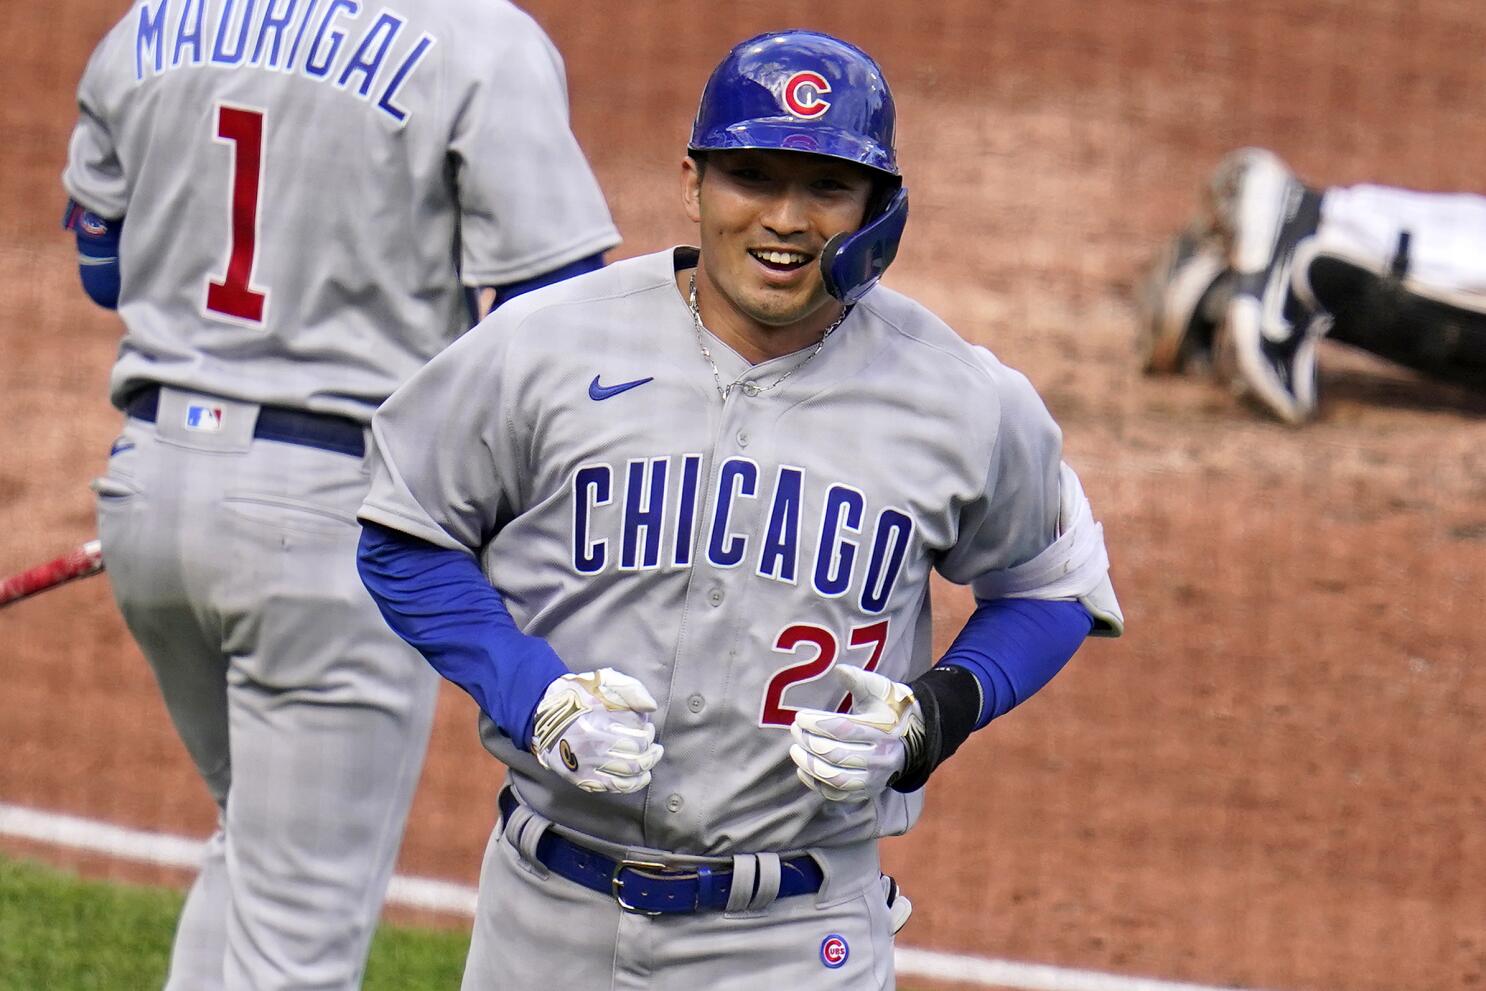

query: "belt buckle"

left=610, top=859, right=680, bottom=916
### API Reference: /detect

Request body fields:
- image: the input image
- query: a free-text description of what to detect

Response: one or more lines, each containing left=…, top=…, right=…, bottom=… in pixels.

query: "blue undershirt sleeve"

left=464, top=251, right=607, bottom=324
left=939, top=597, right=1094, bottom=729
left=493, top=251, right=606, bottom=307
left=62, top=199, right=122, bottom=309
left=356, top=521, right=568, bottom=749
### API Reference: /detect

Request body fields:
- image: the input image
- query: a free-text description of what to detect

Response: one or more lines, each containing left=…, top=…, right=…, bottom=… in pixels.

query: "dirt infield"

left=3, top=2, right=1484, bottom=989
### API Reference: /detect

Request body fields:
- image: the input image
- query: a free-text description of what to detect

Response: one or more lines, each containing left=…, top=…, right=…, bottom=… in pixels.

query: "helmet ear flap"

left=821, top=186, right=909, bottom=304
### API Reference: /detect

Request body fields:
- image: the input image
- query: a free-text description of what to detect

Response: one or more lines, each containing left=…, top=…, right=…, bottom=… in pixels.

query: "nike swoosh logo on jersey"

left=588, top=375, right=654, bottom=401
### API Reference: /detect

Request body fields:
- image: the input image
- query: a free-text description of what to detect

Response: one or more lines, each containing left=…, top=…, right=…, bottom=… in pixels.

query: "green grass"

left=0, top=856, right=468, bottom=990
left=0, top=855, right=929, bottom=990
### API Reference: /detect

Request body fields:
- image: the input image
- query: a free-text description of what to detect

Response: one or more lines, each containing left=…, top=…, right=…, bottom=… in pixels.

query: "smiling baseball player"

left=62, top=1, right=617, bottom=988
left=357, top=30, right=1122, bottom=990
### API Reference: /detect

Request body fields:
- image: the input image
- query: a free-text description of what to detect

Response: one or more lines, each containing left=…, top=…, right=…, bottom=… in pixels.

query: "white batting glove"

left=789, top=666, right=924, bottom=803
left=530, top=668, right=664, bottom=794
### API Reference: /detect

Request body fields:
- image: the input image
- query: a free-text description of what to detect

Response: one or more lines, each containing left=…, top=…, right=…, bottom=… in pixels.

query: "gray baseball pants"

left=94, top=387, right=438, bottom=991
left=460, top=792, right=896, bottom=990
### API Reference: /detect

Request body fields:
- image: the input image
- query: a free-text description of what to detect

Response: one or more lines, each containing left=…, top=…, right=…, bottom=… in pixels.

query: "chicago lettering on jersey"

left=569, top=456, right=915, bottom=614
left=133, top=0, right=434, bottom=123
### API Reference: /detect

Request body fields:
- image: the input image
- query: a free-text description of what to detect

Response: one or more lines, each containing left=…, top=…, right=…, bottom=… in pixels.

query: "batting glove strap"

left=891, top=664, right=981, bottom=794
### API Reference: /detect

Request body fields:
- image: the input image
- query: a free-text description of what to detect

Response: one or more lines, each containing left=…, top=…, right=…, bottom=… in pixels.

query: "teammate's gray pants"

left=461, top=798, right=896, bottom=990
left=94, top=388, right=438, bottom=991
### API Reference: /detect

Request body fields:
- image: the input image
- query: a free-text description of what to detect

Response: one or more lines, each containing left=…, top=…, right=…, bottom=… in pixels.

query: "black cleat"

left=1209, top=148, right=1326, bottom=424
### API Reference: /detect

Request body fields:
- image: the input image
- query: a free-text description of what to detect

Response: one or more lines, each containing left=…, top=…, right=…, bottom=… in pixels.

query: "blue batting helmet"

left=689, top=30, right=909, bottom=304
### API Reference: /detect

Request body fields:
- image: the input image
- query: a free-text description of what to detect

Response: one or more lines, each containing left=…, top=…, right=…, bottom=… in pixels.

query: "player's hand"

left=530, top=668, right=663, bottom=794
left=788, top=666, right=924, bottom=803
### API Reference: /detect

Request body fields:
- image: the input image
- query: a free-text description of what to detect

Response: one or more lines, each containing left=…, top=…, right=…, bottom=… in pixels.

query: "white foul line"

left=0, top=801, right=1268, bottom=991
left=891, top=948, right=1267, bottom=991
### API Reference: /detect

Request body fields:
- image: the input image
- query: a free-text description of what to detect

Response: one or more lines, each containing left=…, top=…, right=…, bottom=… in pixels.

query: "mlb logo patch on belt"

left=185, top=404, right=225, bottom=432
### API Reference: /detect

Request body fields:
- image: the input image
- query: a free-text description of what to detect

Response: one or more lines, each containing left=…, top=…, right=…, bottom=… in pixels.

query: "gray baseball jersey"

left=67, top=2, right=617, bottom=988
left=361, top=247, right=1067, bottom=856
left=65, top=0, right=619, bottom=422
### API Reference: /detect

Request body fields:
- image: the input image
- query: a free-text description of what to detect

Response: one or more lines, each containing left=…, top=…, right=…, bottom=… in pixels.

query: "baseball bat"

left=0, top=540, right=105, bottom=609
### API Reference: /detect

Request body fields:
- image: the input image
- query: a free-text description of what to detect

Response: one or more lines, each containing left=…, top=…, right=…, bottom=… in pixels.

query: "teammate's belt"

left=125, top=384, right=366, bottom=458
left=498, top=788, right=824, bottom=915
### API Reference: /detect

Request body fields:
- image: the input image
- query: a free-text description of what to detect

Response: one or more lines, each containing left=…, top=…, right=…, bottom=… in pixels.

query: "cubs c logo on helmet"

left=783, top=71, right=831, bottom=119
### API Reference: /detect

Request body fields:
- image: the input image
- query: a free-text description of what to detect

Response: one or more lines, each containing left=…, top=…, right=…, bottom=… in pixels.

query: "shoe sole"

left=1139, top=234, right=1226, bottom=374
left=1228, top=150, right=1295, bottom=275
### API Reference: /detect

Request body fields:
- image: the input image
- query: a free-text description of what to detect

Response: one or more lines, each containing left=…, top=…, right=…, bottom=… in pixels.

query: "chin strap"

left=820, top=186, right=909, bottom=304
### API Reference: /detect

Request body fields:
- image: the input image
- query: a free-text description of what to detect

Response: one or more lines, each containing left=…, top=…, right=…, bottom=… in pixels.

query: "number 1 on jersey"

left=206, top=105, right=268, bottom=323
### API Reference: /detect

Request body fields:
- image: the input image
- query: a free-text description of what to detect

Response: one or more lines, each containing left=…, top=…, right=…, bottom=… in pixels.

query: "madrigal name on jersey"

left=132, top=0, right=431, bottom=123
left=570, top=456, right=914, bottom=615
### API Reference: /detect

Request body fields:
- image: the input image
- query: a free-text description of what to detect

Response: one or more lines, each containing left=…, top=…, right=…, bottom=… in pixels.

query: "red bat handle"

left=0, top=540, right=106, bottom=608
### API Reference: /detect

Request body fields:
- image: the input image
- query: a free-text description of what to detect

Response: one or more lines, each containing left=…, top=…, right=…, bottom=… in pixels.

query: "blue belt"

left=498, top=789, right=824, bottom=915
left=124, top=385, right=366, bottom=458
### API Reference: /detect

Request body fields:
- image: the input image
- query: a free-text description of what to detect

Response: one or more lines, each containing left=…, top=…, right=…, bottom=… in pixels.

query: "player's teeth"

left=754, top=250, right=807, bottom=265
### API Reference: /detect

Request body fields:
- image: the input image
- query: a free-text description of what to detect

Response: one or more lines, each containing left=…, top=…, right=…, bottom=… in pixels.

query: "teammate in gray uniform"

left=357, top=30, right=1123, bottom=990
left=62, top=2, right=618, bottom=988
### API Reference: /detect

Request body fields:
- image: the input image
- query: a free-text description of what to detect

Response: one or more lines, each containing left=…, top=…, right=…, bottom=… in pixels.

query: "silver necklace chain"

left=688, top=273, right=849, bottom=401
